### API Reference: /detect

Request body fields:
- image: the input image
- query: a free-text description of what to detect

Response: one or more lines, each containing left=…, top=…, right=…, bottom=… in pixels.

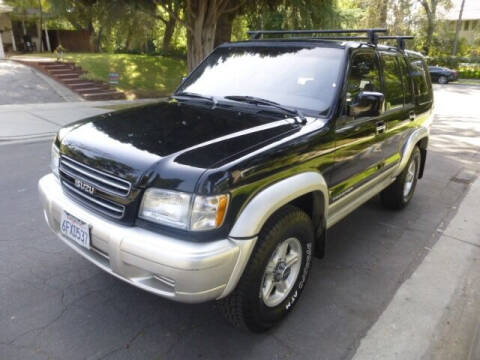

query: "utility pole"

left=453, top=0, right=466, bottom=55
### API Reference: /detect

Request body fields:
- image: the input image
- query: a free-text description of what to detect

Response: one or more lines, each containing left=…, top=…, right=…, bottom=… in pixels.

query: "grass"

left=15, top=53, right=187, bottom=98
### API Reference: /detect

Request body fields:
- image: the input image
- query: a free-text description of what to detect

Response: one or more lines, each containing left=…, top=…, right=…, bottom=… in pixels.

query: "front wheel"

left=438, top=75, right=448, bottom=84
left=381, top=146, right=421, bottom=210
left=219, top=205, right=314, bottom=332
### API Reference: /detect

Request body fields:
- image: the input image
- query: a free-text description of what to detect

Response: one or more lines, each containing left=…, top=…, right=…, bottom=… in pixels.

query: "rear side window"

left=409, top=56, right=432, bottom=103
left=380, top=53, right=404, bottom=110
left=399, top=57, right=413, bottom=104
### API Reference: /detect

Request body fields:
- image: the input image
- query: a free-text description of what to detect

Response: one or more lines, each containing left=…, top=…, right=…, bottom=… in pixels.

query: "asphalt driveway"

left=0, top=85, right=479, bottom=360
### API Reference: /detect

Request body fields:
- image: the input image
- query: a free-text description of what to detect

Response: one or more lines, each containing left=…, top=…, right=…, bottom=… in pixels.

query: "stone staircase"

left=33, top=61, right=125, bottom=101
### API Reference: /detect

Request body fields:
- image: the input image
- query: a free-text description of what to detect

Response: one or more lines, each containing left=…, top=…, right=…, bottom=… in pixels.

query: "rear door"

left=329, top=49, right=388, bottom=203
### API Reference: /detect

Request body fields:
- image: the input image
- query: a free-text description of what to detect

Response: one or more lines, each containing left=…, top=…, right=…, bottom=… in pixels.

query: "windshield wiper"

left=173, top=91, right=217, bottom=105
left=224, top=95, right=307, bottom=124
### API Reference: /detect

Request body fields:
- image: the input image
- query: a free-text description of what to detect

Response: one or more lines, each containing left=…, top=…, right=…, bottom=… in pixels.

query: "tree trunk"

left=214, top=12, right=234, bottom=47
left=452, top=0, right=466, bottom=55
left=424, top=11, right=436, bottom=55
left=38, top=0, right=43, bottom=51
left=186, top=0, right=218, bottom=72
left=95, top=26, right=103, bottom=52
left=87, top=20, right=96, bottom=52
left=421, top=0, right=438, bottom=56
left=162, top=17, right=176, bottom=52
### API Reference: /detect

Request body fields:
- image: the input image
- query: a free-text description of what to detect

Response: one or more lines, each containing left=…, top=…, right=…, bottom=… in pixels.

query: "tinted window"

left=179, top=46, right=344, bottom=115
left=381, top=53, right=404, bottom=110
left=400, top=57, right=413, bottom=104
left=409, top=56, right=431, bottom=103
left=346, top=52, right=381, bottom=104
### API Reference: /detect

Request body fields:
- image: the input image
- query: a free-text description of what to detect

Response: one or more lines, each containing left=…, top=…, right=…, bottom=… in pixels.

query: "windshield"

left=177, top=45, right=344, bottom=115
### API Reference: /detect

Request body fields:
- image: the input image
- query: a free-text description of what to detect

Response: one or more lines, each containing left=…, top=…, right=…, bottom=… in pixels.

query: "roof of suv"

left=220, top=39, right=425, bottom=58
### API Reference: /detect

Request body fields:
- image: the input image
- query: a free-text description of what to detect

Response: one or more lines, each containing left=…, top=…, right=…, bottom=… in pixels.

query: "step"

left=83, top=91, right=125, bottom=100
left=48, top=68, right=83, bottom=74
left=76, top=86, right=110, bottom=92
left=55, top=73, right=82, bottom=79
left=69, top=82, right=106, bottom=89
left=43, top=64, right=73, bottom=70
left=41, top=61, right=74, bottom=67
left=62, top=78, right=90, bottom=85
left=80, top=89, right=118, bottom=96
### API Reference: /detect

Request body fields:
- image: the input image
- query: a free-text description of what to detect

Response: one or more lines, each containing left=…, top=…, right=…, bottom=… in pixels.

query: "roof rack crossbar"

left=247, top=30, right=414, bottom=49
left=248, top=28, right=388, bottom=44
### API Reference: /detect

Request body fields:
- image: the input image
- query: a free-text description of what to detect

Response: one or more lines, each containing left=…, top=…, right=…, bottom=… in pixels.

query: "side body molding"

left=229, top=172, right=329, bottom=239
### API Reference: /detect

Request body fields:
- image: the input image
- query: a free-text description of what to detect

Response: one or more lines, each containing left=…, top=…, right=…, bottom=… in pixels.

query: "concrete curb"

left=352, top=176, right=480, bottom=360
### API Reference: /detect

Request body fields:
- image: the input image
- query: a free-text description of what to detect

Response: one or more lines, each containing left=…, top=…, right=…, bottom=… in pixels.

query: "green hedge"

left=458, top=69, right=480, bottom=79
left=428, top=55, right=480, bottom=69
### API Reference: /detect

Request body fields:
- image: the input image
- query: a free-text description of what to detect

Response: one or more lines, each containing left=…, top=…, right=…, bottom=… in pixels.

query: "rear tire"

left=381, top=146, right=421, bottom=210
left=219, top=205, right=314, bottom=332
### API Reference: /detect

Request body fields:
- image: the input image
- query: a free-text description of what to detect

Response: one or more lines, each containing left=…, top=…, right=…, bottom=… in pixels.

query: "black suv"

left=39, top=29, right=433, bottom=332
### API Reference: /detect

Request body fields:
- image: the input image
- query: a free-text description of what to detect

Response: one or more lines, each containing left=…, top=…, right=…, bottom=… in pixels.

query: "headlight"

left=51, top=143, right=60, bottom=177
left=139, top=189, right=229, bottom=231
left=139, top=189, right=191, bottom=229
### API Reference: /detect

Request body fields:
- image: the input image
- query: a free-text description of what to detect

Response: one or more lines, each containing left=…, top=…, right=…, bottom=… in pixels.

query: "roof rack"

left=247, top=29, right=414, bottom=49
left=248, top=28, right=388, bottom=44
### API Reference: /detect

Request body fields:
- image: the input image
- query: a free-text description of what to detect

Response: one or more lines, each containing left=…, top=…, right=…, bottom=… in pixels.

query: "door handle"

left=376, top=121, right=386, bottom=135
left=409, top=111, right=415, bottom=121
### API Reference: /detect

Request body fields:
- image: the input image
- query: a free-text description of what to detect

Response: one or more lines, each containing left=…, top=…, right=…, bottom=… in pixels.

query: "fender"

left=394, top=125, right=429, bottom=177
left=229, top=171, right=329, bottom=238
left=218, top=172, right=329, bottom=299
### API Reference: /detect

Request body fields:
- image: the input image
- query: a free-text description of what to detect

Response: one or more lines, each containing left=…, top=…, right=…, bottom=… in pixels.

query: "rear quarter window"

left=408, top=55, right=432, bottom=104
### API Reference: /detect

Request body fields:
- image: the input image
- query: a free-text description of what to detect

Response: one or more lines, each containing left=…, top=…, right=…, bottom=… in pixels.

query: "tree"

left=366, top=0, right=388, bottom=28
left=452, top=0, right=466, bottom=55
left=418, top=0, right=450, bottom=55
left=156, top=0, right=182, bottom=52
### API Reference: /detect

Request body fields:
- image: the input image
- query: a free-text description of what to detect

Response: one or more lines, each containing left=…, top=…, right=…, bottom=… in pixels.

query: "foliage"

left=458, top=63, right=480, bottom=79
left=427, top=55, right=480, bottom=69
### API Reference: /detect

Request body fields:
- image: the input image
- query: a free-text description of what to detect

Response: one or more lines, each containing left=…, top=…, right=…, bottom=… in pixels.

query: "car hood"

left=58, top=100, right=298, bottom=192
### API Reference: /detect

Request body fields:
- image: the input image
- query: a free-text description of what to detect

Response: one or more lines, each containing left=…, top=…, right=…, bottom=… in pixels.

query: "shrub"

left=427, top=55, right=480, bottom=69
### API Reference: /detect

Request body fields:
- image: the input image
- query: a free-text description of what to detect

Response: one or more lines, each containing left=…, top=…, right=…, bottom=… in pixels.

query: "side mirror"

left=349, top=91, right=385, bottom=118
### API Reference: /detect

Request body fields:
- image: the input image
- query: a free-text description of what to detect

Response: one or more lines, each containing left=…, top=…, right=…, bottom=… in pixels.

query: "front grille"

left=59, top=156, right=131, bottom=219
left=60, top=156, right=131, bottom=196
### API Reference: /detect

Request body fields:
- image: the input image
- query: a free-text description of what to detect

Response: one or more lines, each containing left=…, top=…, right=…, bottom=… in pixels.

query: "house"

left=0, top=1, right=15, bottom=58
left=441, top=0, right=480, bottom=44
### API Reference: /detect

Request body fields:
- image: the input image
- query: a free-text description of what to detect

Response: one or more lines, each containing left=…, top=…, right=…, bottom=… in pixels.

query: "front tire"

left=219, top=205, right=314, bottom=332
left=381, top=146, right=421, bottom=210
left=438, top=75, right=448, bottom=84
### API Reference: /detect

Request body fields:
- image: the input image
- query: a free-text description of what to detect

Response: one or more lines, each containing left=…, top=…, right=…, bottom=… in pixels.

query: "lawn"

left=16, top=53, right=187, bottom=98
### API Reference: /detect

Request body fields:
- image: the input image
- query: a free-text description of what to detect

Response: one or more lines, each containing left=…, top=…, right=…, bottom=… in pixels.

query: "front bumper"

left=38, top=174, right=255, bottom=303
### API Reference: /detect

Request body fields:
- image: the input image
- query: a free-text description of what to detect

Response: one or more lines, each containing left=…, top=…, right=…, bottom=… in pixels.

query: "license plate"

left=60, top=211, right=91, bottom=249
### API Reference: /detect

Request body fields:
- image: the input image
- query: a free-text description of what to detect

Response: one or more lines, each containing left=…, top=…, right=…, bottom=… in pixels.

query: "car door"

left=329, top=49, right=388, bottom=203
left=379, top=51, right=415, bottom=166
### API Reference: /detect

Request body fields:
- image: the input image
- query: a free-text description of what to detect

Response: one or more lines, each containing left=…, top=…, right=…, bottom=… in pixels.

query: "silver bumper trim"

left=38, top=174, right=256, bottom=303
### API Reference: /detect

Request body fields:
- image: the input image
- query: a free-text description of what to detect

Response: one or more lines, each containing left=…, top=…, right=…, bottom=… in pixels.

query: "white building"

left=440, top=0, right=480, bottom=44
left=0, top=1, right=15, bottom=58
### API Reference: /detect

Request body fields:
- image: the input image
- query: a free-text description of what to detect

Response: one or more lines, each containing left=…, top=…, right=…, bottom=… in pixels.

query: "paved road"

left=1, top=85, right=479, bottom=360
left=0, top=61, right=66, bottom=105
